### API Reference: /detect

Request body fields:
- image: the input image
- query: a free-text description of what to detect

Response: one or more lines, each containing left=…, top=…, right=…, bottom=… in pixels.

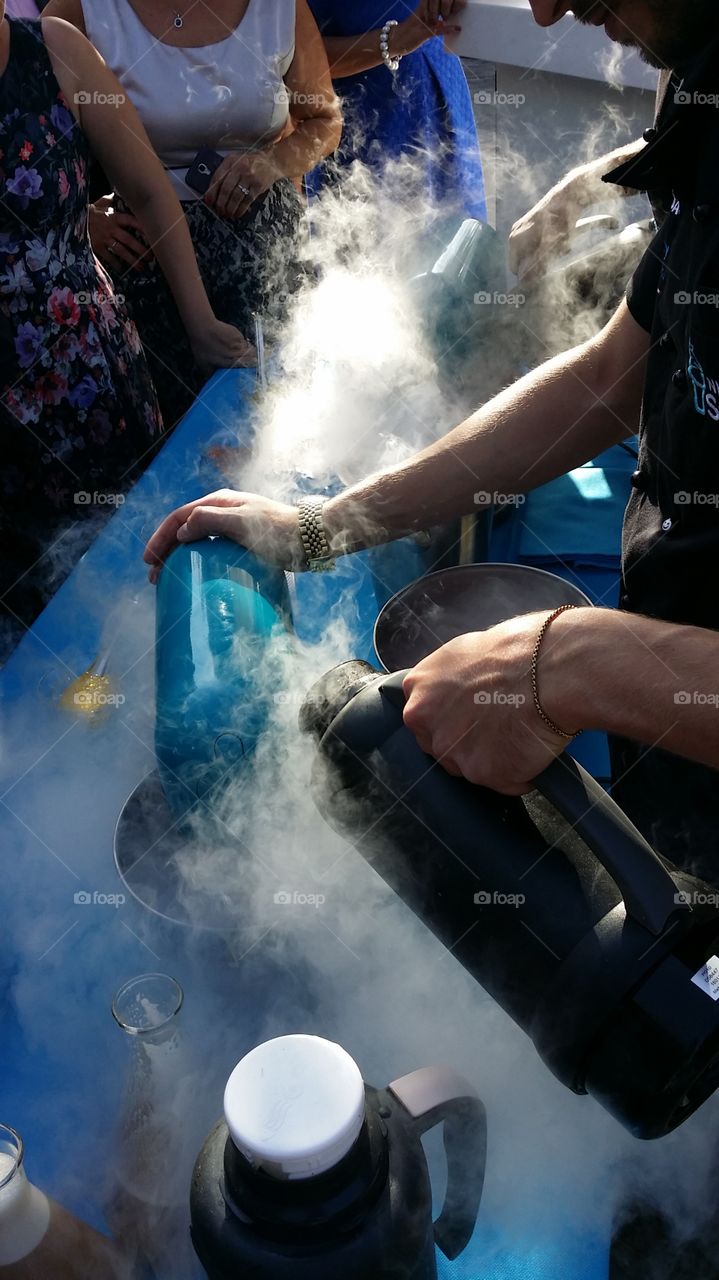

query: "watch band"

left=297, top=495, right=335, bottom=572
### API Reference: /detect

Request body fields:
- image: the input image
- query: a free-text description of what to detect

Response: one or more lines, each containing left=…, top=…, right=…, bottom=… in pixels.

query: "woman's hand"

left=205, top=150, right=282, bottom=220
left=189, top=319, right=256, bottom=371
left=89, top=197, right=151, bottom=273
left=402, top=613, right=579, bottom=795
left=144, top=489, right=304, bottom=581
left=393, top=0, right=465, bottom=57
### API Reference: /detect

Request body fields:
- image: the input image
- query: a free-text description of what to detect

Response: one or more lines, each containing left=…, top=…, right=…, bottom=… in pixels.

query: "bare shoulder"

left=40, top=0, right=87, bottom=35
left=40, top=14, right=99, bottom=114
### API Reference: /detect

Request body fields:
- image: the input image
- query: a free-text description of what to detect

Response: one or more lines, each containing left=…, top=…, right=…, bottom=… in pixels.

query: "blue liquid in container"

left=154, top=538, right=291, bottom=821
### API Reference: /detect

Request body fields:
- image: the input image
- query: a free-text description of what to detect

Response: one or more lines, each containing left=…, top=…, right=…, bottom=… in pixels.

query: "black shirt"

left=600, top=38, right=719, bottom=877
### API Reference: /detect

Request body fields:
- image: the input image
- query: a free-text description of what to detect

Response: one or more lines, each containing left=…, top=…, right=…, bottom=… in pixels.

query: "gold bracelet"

left=530, top=604, right=580, bottom=739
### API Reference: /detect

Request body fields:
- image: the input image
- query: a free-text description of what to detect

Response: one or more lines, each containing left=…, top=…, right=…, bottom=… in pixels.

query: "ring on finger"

left=237, top=184, right=250, bottom=197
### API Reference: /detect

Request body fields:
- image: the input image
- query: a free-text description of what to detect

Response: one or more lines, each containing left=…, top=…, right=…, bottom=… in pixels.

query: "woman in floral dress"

left=0, top=7, right=253, bottom=658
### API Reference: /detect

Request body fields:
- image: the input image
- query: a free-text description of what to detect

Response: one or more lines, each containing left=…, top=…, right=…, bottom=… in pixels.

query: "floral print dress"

left=0, top=18, right=162, bottom=658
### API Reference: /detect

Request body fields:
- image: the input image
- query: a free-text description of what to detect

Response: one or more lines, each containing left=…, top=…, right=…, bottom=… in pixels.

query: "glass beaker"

left=0, top=1123, right=128, bottom=1279
left=108, top=975, right=199, bottom=1279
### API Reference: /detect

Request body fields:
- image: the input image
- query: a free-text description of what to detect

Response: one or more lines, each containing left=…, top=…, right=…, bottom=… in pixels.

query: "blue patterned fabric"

left=307, top=0, right=486, bottom=219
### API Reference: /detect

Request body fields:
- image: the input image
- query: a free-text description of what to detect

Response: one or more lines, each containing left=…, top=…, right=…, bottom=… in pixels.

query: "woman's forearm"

left=271, top=112, right=342, bottom=177
left=322, top=32, right=387, bottom=77
left=129, top=187, right=214, bottom=335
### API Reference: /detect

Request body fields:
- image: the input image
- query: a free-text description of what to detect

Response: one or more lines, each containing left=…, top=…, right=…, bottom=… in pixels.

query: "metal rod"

left=254, top=313, right=267, bottom=393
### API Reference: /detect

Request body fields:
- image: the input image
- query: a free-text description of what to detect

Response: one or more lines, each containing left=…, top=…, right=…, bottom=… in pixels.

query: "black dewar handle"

left=389, top=1066, right=487, bottom=1262
left=380, top=670, right=689, bottom=938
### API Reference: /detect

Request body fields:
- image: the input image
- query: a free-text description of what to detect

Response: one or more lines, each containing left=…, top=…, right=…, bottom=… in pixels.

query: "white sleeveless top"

left=81, top=0, right=296, bottom=199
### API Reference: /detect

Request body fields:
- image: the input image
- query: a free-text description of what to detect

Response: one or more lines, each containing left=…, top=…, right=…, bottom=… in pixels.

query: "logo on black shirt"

left=688, top=341, right=719, bottom=420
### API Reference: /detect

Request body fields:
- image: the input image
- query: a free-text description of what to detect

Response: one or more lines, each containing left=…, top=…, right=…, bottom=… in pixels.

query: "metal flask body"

left=189, top=1053, right=486, bottom=1280
left=154, top=538, right=292, bottom=823
left=300, top=662, right=719, bottom=1140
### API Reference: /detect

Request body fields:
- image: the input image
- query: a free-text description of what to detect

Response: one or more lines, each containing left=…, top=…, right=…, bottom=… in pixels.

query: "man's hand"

left=508, top=179, right=584, bottom=283
left=402, top=615, right=575, bottom=795
left=144, top=489, right=303, bottom=582
left=509, top=140, right=646, bottom=282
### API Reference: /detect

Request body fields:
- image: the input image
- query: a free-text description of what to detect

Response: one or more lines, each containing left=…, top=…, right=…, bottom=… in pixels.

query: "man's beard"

left=572, top=0, right=719, bottom=70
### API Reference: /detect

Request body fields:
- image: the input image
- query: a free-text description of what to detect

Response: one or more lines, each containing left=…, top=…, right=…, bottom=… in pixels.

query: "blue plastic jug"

left=154, top=538, right=291, bottom=821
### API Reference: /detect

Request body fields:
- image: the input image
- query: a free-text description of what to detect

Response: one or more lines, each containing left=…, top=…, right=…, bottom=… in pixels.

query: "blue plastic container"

left=154, top=537, right=292, bottom=820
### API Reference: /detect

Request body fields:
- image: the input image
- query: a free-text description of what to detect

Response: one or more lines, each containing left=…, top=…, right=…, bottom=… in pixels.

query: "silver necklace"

left=173, top=8, right=184, bottom=26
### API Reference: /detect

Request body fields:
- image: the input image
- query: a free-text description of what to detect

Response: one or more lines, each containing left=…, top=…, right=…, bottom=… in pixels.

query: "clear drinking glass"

left=0, top=1123, right=127, bottom=1279
left=108, top=975, right=199, bottom=1279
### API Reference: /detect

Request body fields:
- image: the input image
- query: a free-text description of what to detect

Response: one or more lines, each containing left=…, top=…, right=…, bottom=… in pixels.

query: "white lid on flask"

left=224, top=1035, right=366, bottom=1180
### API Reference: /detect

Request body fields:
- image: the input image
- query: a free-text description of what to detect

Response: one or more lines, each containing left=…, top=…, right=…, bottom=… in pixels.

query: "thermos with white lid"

left=190, top=1034, right=486, bottom=1278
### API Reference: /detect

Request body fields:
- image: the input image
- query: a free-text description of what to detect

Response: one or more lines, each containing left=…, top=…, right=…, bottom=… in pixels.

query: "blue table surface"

left=0, top=369, right=612, bottom=1278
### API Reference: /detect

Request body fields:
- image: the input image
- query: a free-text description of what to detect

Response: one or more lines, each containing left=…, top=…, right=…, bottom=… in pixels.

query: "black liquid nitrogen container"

left=190, top=1035, right=486, bottom=1279
left=300, top=662, right=719, bottom=1140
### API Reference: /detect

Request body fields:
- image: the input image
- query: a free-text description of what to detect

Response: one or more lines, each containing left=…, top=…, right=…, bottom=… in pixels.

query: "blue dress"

left=307, top=0, right=486, bottom=220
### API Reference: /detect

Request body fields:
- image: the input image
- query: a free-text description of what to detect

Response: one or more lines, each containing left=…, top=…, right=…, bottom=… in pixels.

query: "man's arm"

left=323, top=299, right=647, bottom=550
left=402, top=607, right=719, bottom=797
left=144, top=298, right=648, bottom=572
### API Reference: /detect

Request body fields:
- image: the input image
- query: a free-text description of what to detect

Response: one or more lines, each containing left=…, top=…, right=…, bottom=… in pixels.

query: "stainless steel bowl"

left=374, top=563, right=592, bottom=672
